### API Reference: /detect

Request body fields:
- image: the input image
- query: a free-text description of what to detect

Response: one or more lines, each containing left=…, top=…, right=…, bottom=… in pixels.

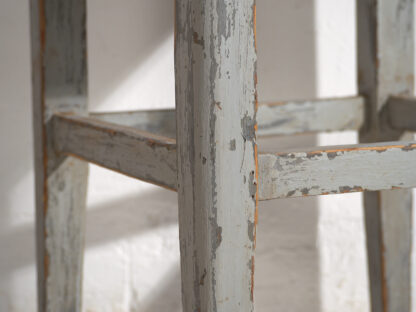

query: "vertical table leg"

left=357, top=1, right=414, bottom=311
left=30, top=1, right=89, bottom=311
left=174, top=0, right=258, bottom=311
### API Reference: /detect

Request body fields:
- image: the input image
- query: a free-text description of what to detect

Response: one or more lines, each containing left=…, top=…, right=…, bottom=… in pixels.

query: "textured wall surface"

left=0, top=0, right=373, bottom=311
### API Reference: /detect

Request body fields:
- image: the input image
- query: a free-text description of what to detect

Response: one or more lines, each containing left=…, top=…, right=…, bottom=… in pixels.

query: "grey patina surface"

left=357, top=0, right=414, bottom=311
left=53, top=113, right=177, bottom=190
left=259, top=141, right=416, bottom=200
left=52, top=113, right=416, bottom=203
left=384, top=95, right=416, bottom=132
left=29, top=1, right=416, bottom=311
left=30, top=1, right=88, bottom=311
left=90, top=96, right=364, bottom=138
left=174, top=0, right=258, bottom=311
left=257, top=96, right=364, bottom=136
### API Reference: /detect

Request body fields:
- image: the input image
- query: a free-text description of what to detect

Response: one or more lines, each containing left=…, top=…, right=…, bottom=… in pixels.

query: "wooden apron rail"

left=53, top=113, right=416, bottom=202
left=90, top=96, right=365, bottom=138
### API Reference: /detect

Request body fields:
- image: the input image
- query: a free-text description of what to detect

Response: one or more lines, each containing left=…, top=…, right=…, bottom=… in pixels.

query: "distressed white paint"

left=53, top=113, right=177, bottom=190
left=259, top=141, right=416, bottom=200
left=30, top=1, right=88, bottom=311
left=258, top=97, right=364, bottom=136
left=44, top=158, right=88, bottom=312
left=357, top=1, right=415, bottom=311
left=1, top=1, right=393, bottom=311
left=175, top=0, right=257, bottom=311
left=91, top=96, right=364, bottom=138
left=91, top=109, right=176, bottom=139
left=52, top=115, right=416, bottom=205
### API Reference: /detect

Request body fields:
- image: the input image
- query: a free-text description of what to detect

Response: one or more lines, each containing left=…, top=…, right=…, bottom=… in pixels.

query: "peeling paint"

left=229, top=139, right=236, bottom=151
left=257, top=97, right=364, bottom=136
left=401, top=143, right=416, bottom=152
left=259, top=140, right=416, bottom=200
left=241, top=114, right=256, bottom=142
left=286, top=190, right=296, bottom=197
left=327, top=152, right=338, bottom=160
left=175, top=1, right=257, bottom=310
left=247, top=220, right=255, bottom=243
left=301, top=188, right=310, bottom=196
left=200, top=269, right=207, bottom=286
left=339, top=185, right=364, bottom=193
left=248, top=170, right=257, bottom=201
left=193, top=31, right=205, bottom=47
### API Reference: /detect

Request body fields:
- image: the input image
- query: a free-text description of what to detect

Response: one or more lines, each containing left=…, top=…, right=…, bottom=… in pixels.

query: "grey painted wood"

left=30, top=1, right=88, bottom=311
left=90, top=96, right=364, bottom=138
left=258, top=141, right=416, bottom=200
left=91, top=109, right=176, bottom=139
left=53, top=113, right=177, bottom=190
left=385, top=95, right=416, bottom=132
left=257, top=96, right=364, bottom=136
left=357, top=1, right=414, bottom=311
left=53, top=116, right=416, bottom=203
left=175, top=0, right=258, bottom=311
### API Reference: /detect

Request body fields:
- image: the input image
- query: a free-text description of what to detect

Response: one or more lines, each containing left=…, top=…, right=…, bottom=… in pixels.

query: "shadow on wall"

left=0, top=0, right=36, bottom=310
left=0, top=189, right=179, bottom=274
left=87, top=0, right=174, bottom=111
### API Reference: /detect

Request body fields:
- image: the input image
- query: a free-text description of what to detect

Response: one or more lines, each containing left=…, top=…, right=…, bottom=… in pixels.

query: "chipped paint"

left=258, top=141, right=416, bottom=200
left=175, top=1, right=257, bottom=311
left=257, top=96, right=364, bottom=136
left=90, top=95, right=365, bottom=140
left=358, top=1, right=415, bottom=311
left=229, top=139, right=236, bottom=151
left=53, top=114, right=177, bottom=191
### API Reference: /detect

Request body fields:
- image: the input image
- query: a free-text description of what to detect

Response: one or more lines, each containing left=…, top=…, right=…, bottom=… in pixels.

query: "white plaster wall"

left=0, top=0, right=371, bottom=311
left=315, top=1, right=370, bottom=311
left=0, top=1, right=36, bottom=311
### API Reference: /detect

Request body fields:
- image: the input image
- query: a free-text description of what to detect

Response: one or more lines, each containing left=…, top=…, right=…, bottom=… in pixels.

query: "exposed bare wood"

left=90, top=96, right=364, bottom=138
left=175, top=0, right=258, bottom=311
left=30, top=1, right=88, bottom=311
left=357, top=1, right=414, bottom=311
left=52, top=113, right=177, bottom=190
left=258, top=141, right=416, bottom=200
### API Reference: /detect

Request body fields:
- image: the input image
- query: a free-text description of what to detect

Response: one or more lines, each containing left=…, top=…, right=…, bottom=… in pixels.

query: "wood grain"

left=357, top=1, right=414, bottom=311
left=53, top=113, right=177, bottom=190
left=30, top=1, right=88, bottom=311
left=90, top=96, right=364, bottom=138
left=257, top=96, right=364, bottom=136
left=52, top=115, right=416, bottom=203
left=174, top=0, right=258, bottom=311
left=258, top=141, right=416, bottom=200
left=90, top=109, right=176, bottom=139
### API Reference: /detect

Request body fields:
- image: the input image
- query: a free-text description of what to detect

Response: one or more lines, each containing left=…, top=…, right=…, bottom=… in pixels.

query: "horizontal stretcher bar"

left=259, top=142, right=416, bottom=200
left=53, top=113, right=416, bottom=201
left=90, top=96, right=364, bottom=138
left=52, top=113, right=177, bottom=190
